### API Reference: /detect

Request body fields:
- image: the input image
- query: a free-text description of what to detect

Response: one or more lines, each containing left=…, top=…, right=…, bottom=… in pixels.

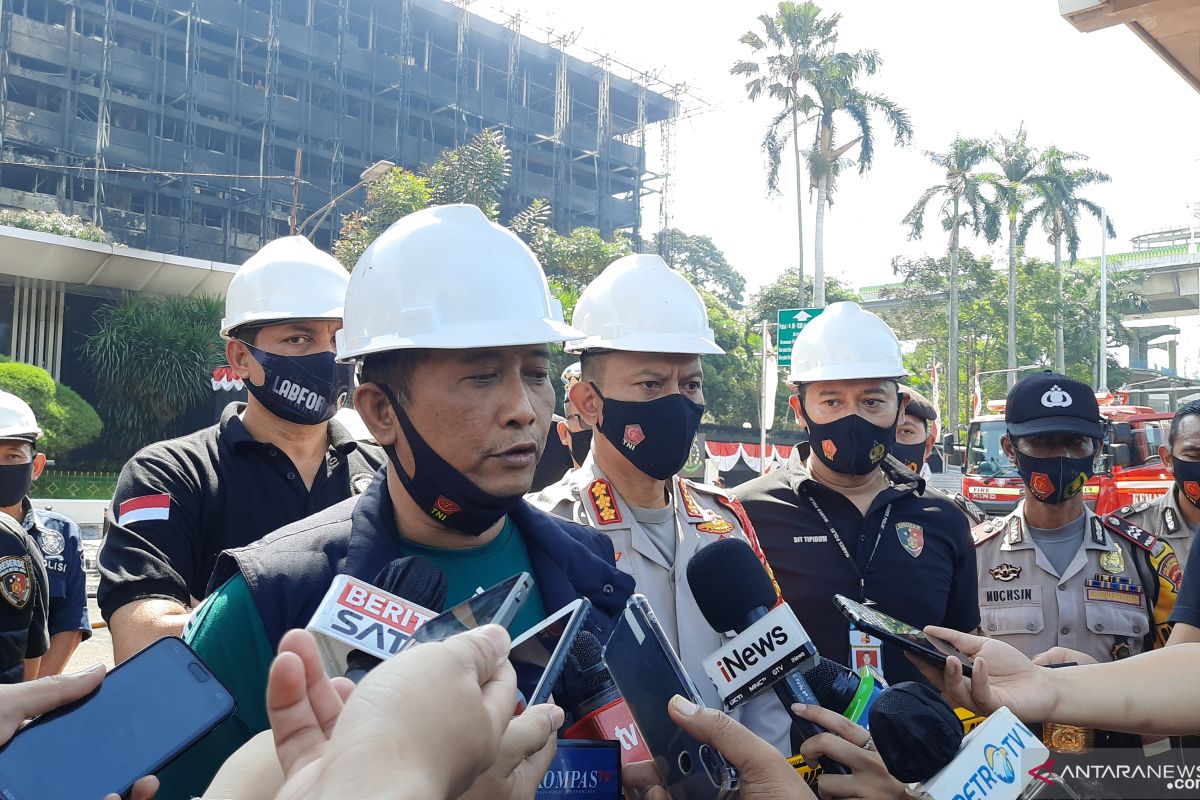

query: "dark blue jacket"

left=208, top=468, right=634, bottom=650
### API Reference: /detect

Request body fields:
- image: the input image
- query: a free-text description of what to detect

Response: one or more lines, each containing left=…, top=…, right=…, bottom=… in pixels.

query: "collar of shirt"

left=19, top=498, right=35, bottom=533
left=1002, top=502, right=1110, bottom=554
left=218, top=401, right=361, bottom=457
left=785, top=441, right=923, bottom=514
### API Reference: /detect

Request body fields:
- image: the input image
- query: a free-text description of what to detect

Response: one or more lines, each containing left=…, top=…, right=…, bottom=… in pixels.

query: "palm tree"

left=981, top=127, right=1051, bottom=388
left=804, top=48, right=912, bottom=306
left=732, top=1, right=839, bottom=307
left=1019, top=147, right=1115, bottom=373
left=903, top=137, right=989, bottom=436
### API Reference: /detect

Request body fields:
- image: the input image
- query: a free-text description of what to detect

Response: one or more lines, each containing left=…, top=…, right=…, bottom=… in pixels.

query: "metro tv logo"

left=715, top=625, right=790, bottom=682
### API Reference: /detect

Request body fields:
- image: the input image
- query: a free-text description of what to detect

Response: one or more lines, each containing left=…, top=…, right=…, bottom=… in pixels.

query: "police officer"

left=1115, top=399, right=1200, bottom=572
left=531, top=254, right=790, bottom=753
left=972, top=372, right=1179, bottom=664
left=0, top=392, right=89, bottom=677
left=162, top=205, right=634, bottom=799
left=738, top=302, right=980, bottom=687
left=98, top=236, right=384, bottom=662
left=0, top=509, right=47, bottom=683
left=896, top=385, right=986, bottom=525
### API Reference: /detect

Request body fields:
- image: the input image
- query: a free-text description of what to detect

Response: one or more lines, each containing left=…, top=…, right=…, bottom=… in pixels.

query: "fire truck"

left=959, top=396, right=1174, bottom=517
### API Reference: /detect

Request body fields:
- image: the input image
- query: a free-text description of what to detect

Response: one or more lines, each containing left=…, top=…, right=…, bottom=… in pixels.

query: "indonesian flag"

left=117, top=494, right=171, bottom=526
left=929, top=360, right=940, bottom=440
left=971, top=368, right=983, bottom=419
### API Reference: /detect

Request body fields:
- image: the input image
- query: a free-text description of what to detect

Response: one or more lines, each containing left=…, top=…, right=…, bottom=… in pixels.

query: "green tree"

left=0, top=361, right=102, bottom=458
left=0, top=209, right=107, bottom=242
left=747, top=270, right=859, bottom=325
left=732, top=1, right=839, bottom=306
left=653, top=228, right=747, bottom=309
left=980, top=126, right=1052, bottom=388
left=1019, top=146, right=1114, bottom=374
left=535, top=227, right=633, bottom=291
left=334, top=170, right=432, bottom=268
left=424, top=128, right=511, bottom=219
left=902, top=137, right=989, bottom=438
left=82, top=294, right=225, bottom=458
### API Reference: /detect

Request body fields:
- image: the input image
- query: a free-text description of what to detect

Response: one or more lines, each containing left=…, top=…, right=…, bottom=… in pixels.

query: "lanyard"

left=802, top=486, right=892, bottom=596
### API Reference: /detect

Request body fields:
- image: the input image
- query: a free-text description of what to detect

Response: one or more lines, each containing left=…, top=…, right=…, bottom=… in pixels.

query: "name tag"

left=793, top=535, right=829, bottom=544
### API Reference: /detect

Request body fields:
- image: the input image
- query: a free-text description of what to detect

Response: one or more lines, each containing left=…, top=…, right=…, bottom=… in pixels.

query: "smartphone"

left=510, top=598, right=591, bottom=707
left=0, top=637, right=235, bottom=800
left=401, top=572, right=533, bottom=649
left=833, top=595, right=975, bottom=677
left=603, top=594, right=737, bottom=800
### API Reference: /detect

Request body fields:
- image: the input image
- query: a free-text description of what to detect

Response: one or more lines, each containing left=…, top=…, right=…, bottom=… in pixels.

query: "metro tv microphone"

left=560, top=630, right=652, bottom=767
left=687, top=538, right=848, bottom=774
left=870, top=683, right=1048, bottom=800
left=306, top=557, right=447, bottom=678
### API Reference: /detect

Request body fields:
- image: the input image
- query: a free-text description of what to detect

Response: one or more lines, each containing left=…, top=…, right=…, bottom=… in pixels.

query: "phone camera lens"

left=677, top=751, right=693, bottom=775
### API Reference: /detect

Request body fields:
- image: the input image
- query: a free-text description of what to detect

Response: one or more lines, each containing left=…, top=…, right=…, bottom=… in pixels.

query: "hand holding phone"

left=402, top=572, right=533, bottom=649
left=834, top=595, right=974, bottom=677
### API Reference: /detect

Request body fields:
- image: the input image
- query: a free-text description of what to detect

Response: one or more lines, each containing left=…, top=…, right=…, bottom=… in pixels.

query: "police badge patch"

left=989, top=564, right=1022, bottom=582
left=39, top=529, right=65, bottom=557
left=896, top=522, right=924, bottom=558
left=0, top=555, right=32, bottom=609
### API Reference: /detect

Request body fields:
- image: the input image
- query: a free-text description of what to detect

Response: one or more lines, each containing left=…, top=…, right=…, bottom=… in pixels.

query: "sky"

left=468, top=0, right=1200, bottom=376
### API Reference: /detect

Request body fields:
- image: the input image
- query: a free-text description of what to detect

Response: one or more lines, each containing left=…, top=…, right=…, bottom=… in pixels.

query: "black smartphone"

left=401, top=572, right=533, bottom=649
left=603, top=594, right=737, bottom=800
left=0, top=636, right=235, bottom=800
left=510, top=597, right=591, bottom=706
left=833, top=595, right=975, bottom=677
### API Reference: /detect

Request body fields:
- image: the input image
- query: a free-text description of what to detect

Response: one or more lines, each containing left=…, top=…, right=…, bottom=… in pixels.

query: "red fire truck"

left=960, top=397, right=1174, bottom=517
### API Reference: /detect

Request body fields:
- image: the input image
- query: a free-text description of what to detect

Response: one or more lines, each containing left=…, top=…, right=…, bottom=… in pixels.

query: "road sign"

left=775, top=308, right=823, bottom=368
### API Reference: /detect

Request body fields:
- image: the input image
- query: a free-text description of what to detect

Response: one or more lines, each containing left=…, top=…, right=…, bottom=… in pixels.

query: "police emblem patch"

left=0, top=555, right=32, bottom=609
left=622, top=425, right=646, bottom=450
left=1184, top=481, right=1200, bottom=505
left=1099, top=548, right=1124, bottom=574
left=822, top=439, right=838, bottom=460
left=1158, top=552, right=1183, bottom=591
left=989, top=563, right=1022, bottom=582
left=39, top=529, right=65, bottom=557
left=1029, top=472, right=1056, bottom=502
left=896, top=522, right=924, bottom=558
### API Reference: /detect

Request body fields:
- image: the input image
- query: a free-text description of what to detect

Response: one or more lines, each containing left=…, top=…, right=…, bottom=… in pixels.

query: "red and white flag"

left=971, top=368, right=983, bottom=419
left=929, top=360, right=941, bottom=440
left=117, top=494, right=171, bottom=526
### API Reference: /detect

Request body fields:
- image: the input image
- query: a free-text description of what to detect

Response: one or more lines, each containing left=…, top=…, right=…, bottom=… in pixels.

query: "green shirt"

left=157, top=516, right=546, bottom=800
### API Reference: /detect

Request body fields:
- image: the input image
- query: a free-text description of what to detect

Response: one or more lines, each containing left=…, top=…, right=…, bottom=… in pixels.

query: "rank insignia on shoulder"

left=697, top=516, right=735, bottom=535
left=1101, top=514, right=1157, bottom=553
left=1163, top=508, right=1180, bottom=534
left=1133, top=501, right=1151, bottom=513
left=989, top=563, right=1021, bottom=582
left=1118, top=505, right=1134, bottom=515
left=1090, top=518, right=1107, bottom=546
left=587, top=479, right=622, bottom=525
left=678, top=479, right=704, bottom=519
left=972, top=519, right=1002, bottom=546
left=1005, top=517, right=1023, bottom=546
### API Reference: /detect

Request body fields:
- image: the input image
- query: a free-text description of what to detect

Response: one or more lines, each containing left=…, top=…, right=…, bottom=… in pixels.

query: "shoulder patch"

left=972, top=519, right=1002, bottom=546
left=1163, top=507, right=1181, bottom=534
left=1005, top=516, right=1023, bottom=546
left=678, top=478, right=705, bottom=519
left=0, top=555, right=32, bottom=609
left=953, top=493, right=987, bottom=524
left=587, top=479, right=623, bottom=526
left=1100, top=512, right=1157, bottom=553
left=1133, top=501, right=1152, bottom=513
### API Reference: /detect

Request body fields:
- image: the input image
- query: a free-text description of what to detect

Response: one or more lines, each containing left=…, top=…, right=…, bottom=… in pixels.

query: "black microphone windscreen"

left=687, top=538, right=776, bottom=632
left=868, top=682, right=964, bottom=784
left=557, top=630, right=611, bottom=712
left=374, top=556, right=448, bottom=613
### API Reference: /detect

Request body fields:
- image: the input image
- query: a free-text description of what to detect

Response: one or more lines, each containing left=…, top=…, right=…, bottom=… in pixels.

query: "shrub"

left=0, top=362, right=103, bottom=458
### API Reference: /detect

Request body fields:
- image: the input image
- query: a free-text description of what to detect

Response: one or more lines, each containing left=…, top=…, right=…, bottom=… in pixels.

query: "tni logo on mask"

left=431, top=496, right=461, bottom=520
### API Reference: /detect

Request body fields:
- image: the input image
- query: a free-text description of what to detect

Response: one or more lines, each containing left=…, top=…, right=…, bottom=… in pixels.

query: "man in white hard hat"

left=0, top=391, right=90, bottom=676
left=98, top=236, right=385, bottom=662
left=738, top=302, right=980, bottom=689
left=161, top=205, right=633, bottom=799
left=531, top=254, right=791, bottom=754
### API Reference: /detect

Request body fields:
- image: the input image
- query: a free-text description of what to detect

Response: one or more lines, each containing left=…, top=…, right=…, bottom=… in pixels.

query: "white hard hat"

left=336, top=204, right=581, bottom=361
left=221, top=236, right=349, bottom=338
left=0, top=391, right=41, bottom=441
left=564, top=254, right=723, bottom=355
left=787, top=301, right=909, bottom=384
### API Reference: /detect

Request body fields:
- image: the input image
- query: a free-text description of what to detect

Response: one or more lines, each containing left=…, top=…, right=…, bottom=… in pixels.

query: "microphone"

left=687, top=538, right=848, bottom=774
left=559, top=630, right=653, bottom=767
left=306, top=557, right=447, bottom=678
left=802, top=656, right=887, bottom=729
left=870, top=683, right=1048, bottom=800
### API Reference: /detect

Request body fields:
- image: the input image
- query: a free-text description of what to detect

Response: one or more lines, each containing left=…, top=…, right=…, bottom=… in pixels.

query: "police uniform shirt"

left=98, top=403, right=383, bottom=621
left=0, top=514, right=49, bottom=683
left=736, top=446, right=980, bottom=687
left=973, top=502, right=1177, bottom=663
left=1118, top=490, right=1195, bottom=573
left=24, top=503, right=90, bottom=641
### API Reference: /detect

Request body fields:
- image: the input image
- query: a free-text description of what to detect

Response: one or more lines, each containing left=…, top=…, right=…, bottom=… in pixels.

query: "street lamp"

left=298, top=159, right=395, bottom=239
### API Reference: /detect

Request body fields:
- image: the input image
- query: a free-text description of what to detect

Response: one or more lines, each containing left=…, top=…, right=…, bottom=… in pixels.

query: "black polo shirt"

left=0, top=515, right=49, bottom=683
left=98, top=403, right=384, bottom=622
left=736, top=445, right=980, bottom=686
left=1169, top=527, right=1200, bottom=629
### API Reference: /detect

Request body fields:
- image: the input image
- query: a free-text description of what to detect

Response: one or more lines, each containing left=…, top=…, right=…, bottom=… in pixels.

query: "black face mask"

left=1014, top=450, right=1095, bottom=505
left=592, top=383, right=704, bottom=481
left=1172, top=457, right=1200, bottom=509
left=379, top=386, right=523, bottom=537
left=0, top=461, right=33, bottom=507
left=242, top=341, right=352, bottom=426
left=568, top=428, right=593, bottom=465
left=800, top=403, right=898, bottom=477
left=892, top=441, right=927, bottom=474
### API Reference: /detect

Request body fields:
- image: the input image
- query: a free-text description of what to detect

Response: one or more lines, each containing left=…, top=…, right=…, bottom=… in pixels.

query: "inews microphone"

left=802, top=656, right=887, bottom=729
left=870, top=683, right=1048, bottom=800
left=687, top=538, right=848, bottom=774
left=306, top=557, right=446, bottom=677
left=344, top=557, right=449, bottom=683
left=560, top=630, right=653, bottom=767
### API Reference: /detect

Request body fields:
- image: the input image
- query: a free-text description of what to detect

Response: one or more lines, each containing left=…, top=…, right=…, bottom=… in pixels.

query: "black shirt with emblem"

left=98, top=403, right=384, bottom=622
left=1170, top=528, right=1200, bottom=629
left=736, top=446, right=980, bottom=687
left=0, top=514, right=49, bottom=683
